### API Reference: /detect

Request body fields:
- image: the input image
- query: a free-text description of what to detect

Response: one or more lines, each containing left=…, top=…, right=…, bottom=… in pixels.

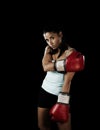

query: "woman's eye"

left=51, top=37, right=54, bottom=40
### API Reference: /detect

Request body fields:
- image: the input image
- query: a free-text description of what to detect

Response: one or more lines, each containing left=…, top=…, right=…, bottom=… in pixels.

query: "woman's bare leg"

left=38, top=107, right=52, bottom=130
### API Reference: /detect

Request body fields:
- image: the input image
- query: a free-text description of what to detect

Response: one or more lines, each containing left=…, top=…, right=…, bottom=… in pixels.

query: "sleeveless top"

left=41, top=71, right=64, bottom=95
left=41, top=47, right=75, bottom=95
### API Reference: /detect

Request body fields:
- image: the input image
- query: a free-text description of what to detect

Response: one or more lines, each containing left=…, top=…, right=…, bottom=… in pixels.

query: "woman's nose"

left=49, top=40, right=53, bottom=45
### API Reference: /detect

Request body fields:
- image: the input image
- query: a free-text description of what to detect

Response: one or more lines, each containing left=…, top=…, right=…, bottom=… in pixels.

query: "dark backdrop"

left=28, top=20, right=97, bottom=129
left=4, top=3, right=98, bottom=130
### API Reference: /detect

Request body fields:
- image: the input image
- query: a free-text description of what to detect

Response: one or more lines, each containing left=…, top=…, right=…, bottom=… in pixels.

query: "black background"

left=2, top=2, right=99, bottom=130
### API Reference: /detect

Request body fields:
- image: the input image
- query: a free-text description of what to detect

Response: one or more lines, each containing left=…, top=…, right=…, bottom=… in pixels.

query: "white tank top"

left=41, top=71, right=64, bottom=95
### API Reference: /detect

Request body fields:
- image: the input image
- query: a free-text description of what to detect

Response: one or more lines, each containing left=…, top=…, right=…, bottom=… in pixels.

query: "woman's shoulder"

left=65, top=47, right=76, bottom=57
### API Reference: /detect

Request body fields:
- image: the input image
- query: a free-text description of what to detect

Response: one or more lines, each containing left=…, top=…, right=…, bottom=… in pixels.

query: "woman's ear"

left=59, top=31, right=63, bottom=38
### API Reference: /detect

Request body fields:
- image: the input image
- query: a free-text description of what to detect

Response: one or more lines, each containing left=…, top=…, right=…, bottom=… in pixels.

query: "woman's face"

left=43, top=32, right=63, bottom=49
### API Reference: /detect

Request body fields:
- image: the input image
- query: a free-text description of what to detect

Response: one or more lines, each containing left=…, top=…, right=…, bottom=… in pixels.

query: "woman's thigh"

left=38, top=107, right=58, bottom=130
left=38, top=107, right=50, bottom=126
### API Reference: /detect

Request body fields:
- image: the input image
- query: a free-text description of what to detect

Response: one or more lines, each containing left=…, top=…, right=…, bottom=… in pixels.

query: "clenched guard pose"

left=37, top=23, right=85, bottom=130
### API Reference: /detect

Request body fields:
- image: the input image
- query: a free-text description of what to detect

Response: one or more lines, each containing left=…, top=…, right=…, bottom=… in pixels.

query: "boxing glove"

left=54, top=51, right=85, bottom=72
left=49, top=92, right=70, bottom=122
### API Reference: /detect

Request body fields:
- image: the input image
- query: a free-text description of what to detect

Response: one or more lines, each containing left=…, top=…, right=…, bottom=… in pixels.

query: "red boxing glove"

left=54, top=51, right=85, bottom=72
left=49, top=92, right=70, bottom=122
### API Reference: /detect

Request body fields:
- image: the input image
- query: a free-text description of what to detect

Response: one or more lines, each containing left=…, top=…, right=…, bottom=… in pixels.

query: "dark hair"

left=43, top=22, right=64, bottom=34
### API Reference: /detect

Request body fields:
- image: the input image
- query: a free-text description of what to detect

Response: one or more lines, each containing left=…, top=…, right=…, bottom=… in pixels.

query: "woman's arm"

left=42, top=46, right=76, bottom=72
left=42, top=46, right=55, bottom=71
left=61, top=72, right=75, bottom=93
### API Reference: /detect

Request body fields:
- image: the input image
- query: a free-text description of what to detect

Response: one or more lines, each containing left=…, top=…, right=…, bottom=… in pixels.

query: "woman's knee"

left=38, top=119, right=51, bottom=130
left=38, top=124, right=51, bottom=130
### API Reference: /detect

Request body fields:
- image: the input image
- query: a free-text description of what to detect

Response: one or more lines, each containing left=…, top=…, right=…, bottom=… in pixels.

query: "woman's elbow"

left=42, top=64, right=54, bottom=72
left=43, top=66, right=48, bottom=72
left=42, top=64, right=50, bottom=72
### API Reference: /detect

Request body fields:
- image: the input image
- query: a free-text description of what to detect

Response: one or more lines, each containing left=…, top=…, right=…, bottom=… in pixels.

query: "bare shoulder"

left=57, top=47, right=76, bottom=60
left=65, top=47, right=76, bottom=57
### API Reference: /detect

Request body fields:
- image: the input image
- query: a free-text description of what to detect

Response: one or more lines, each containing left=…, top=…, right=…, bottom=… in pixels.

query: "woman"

left=37, top=23, right=84, bottom=130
